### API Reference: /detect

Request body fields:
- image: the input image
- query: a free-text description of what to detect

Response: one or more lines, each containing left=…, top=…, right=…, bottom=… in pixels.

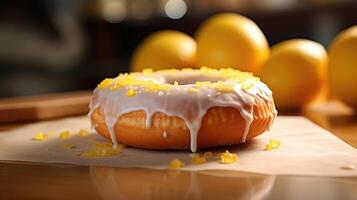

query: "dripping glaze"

left=89, top=68, right=277, bottom=152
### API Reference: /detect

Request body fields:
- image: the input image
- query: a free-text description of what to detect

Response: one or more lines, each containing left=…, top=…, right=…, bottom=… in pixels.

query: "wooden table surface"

left=0, top=92, right=356, bottom=200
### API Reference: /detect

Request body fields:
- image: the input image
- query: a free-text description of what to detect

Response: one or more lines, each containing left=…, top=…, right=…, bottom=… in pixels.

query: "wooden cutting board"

left=0, top=91, right=92, bottom=124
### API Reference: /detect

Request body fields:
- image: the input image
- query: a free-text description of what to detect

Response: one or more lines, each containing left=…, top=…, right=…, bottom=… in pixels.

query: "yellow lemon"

left=131, top=30, right=196, bottom=71
left=195, top=13, right=270, bottom=74
left=328, top=25, right=357, bottom=109
left=258, top=39, right=327, bottom=109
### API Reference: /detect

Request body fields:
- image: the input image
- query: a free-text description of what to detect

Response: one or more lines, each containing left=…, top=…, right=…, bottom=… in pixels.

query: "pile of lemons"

left=130, top=13, right=357, bottom=110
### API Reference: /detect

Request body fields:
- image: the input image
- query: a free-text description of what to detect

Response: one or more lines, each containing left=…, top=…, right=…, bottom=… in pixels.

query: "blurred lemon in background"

left=328, top=25, right=357, bottom=109
left=195, top=13, right=270, bottom=74
left=259, top=39, right=327, bottom=110
left=131, top=30, right=197, bottom=71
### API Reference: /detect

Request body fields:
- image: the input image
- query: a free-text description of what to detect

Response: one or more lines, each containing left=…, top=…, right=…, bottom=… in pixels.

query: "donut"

left=89, top=67, right=277, bottom=152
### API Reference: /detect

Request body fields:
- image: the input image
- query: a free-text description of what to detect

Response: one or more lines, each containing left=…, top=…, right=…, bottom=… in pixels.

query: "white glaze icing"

left=89, top=68, right=277, bottom=152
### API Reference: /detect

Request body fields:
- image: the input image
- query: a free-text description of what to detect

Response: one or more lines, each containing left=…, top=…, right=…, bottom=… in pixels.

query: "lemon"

left=258, top=39, right=327, bottom=109
left=131, top=30, right=196, bottom=71
left=328, top=25, right=357, bottom=109
left=195, top=13, right=270, bottom=74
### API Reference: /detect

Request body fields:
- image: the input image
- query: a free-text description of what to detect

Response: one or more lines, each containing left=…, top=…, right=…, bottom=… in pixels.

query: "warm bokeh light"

left=164, top=0, right=187, bottom=19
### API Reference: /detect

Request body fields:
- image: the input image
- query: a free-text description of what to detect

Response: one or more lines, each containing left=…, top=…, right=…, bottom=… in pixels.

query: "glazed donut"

left=89, top=67, right=277, bottom=152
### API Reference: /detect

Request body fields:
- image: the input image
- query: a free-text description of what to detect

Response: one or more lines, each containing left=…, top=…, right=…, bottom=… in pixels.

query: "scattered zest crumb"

left=340, top=164, right=355, bottom=170
left=80, top=145, right=123, bottom=158
left=32, top=132, right=48, bottom=141
left=59, top=130, right=71, bottom=140
left=220, top=150, right=238, bottom=164
left=265, top=139, right=281, bottom=150
left=126, top=88, right=137, bottom=97
left=191, top=155, right=206, bottom=164
left=94, top=142, right=114, bottom=148
left=77, top=129, right=89, bottom=137
left=169, top=159, right=184, bottom=169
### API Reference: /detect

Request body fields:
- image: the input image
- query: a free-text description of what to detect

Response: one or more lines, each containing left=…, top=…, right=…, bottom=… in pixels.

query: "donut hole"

left=164, top=74, right=225, bottom=85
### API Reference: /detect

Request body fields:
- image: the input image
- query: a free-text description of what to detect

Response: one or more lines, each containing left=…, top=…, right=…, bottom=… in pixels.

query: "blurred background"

left=0, top=0, right=356, bottom=98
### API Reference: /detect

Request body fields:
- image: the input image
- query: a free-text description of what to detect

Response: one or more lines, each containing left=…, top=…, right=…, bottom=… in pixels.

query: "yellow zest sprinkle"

left=142, top=68, right=153, bottom=75
left=265, top=139, right=281, bottom=150
left=188, top=87, right=198, bottom=93
left=98, top=78, right=114, bottom=89
left=199, top=66, right=214, bottom=73
left=77, top=129, right=88, bottom=137
left=80, top=147, right=121, bottom=158
left=80, top=144, right=124, bottom=158
left=191, top=155, right=206, bottom=164
left=61, top=143, right=75, bottom=149
left=110, top=81, right=122, bottom=91
left=214, top=81, right=234, bottom=92
left=169, top=159, right=184, bottom=169
left=220, top=150, right=238, bottom=164
left=94, top=141, right=126, bottom=149
left=108, top=73, right=173, bottom=92
left=195, top=81, right=212, bottom=87
left=126, top=88, right=137, bottom=97
left=59, top=130, right=71, bottom=140
left=99, top=67, right=261, bottom=94
left=203, top=151, right=213, bottom=158
left=32, top=132, right=48, bottom=141
left=94, top=142, right=114, bottom=148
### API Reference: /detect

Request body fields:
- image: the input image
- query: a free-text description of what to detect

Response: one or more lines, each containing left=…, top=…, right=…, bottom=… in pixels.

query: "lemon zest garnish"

left=195, top=81, right=212, bottom=87
left=265, top=139, right=281, bottom=150
left=59, top=130, right=71, bottom=140
left=32, top=132, right=48, bottom=141
left=108, top=73, right=173, bottom=92
left=214, top=81, right=234, bottom=92
left=126, top=88, right=137, bottom=97
left=220, top=150, right=238, bottom=164
left=80, top=148, right=121, bottom=158
left=110, top=80, right=122, bottom=91
left=78, top=129, right=88, bottom=137
left=169, top=159, right=184, bottom=169
left=191, top=155, right=206, bottom=164
left=94, top=142, right=113, bottom=148
left=98, top=78, right=114, bottom=89
left=99, top=67, right=261, bottom=95
left=80, top=144, right=124, bottom=158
